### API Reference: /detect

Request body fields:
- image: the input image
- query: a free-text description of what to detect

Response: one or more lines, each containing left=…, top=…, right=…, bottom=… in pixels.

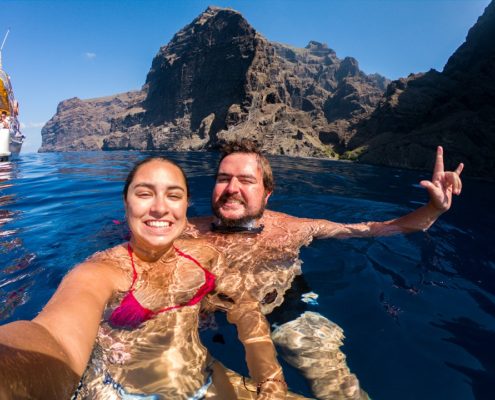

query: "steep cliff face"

left=40, top=91, right=145, bottom=152
left=40, top=3, right=495, bottom=179
left=144, top=7, right=256, bottom=132
left=348, top=1, right=495, bottom=178
left=40, top=6, right=388, bottom=157
left=215, top=39, right=388, bottom=157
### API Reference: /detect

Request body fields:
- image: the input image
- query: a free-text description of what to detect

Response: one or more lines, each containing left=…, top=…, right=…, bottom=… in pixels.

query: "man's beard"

left=212, top=194, right=266, bottom=227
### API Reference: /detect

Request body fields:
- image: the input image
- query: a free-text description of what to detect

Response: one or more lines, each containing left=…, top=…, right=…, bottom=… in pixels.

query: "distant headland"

left=40, top=3, right=495, bottom=180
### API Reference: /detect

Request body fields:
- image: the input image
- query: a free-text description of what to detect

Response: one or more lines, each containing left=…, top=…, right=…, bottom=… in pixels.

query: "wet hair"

left=123, top=156, right=190, bottom=199
left=217, top=139, right=274, bottom=193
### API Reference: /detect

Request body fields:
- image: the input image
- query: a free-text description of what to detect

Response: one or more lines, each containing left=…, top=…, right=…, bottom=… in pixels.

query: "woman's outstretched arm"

left=0, top=261, right=123, bottom=398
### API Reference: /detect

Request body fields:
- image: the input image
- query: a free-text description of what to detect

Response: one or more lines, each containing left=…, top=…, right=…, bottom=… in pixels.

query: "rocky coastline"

left=40, top=3, right=495, bottom=180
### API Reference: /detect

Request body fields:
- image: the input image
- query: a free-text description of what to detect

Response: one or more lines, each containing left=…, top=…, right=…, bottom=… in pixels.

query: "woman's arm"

left=0, top=321, right=81, bottom=399
left=0, top=260, right=123, bottom=398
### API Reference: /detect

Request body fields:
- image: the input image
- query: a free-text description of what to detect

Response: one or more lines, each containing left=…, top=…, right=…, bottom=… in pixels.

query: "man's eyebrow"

left=217, top=173, right=257, bottom=180
left=216, top=173, right=232, bottom=179
left=237, top=174, right=257, bottom=180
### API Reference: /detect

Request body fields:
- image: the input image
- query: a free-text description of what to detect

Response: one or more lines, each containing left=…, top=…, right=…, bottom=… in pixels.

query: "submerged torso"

left=76, top=241, right=218, bottom=399
left=188, top=210, right=316, bottom=314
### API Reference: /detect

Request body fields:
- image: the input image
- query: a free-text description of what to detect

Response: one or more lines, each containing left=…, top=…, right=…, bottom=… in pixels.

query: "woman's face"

left=124, top=160, right=188, bottom=253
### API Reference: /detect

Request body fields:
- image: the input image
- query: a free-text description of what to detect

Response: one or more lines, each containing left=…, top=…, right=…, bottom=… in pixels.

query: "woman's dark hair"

left=123, top=157, right=190, bottom=199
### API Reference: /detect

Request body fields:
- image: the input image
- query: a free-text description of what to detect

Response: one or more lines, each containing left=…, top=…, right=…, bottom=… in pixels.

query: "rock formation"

left=41, top=91, right=145, bottom=151
left=40, top=3, right=495, bottom=179
left=40, top=6, right=387, bottom=159
left=347, top=1, right=495, bottom=178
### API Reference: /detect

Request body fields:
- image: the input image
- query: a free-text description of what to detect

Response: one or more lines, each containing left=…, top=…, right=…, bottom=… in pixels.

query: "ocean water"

left=0, top=151, right=494, bottom=400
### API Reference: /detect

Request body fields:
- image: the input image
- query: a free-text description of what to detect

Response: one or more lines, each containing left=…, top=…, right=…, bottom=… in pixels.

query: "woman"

left=0, top=157, right=290, bottom=399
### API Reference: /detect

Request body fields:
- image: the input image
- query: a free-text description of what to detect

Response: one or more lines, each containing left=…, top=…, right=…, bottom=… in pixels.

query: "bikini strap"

left=127, top=243, right=138, bottom=291
left=174, top=246, right=206, bottom=271
left=172, top=246, right=216, bottom=308
left=123, top=245, right=215, bottom=316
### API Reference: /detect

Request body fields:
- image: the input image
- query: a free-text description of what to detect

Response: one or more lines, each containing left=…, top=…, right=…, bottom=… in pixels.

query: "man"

left=188, top=139, right=463, bottom=399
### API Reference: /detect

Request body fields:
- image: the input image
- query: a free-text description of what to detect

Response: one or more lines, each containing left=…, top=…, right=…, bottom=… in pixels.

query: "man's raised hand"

left=420, top=146, right=463, bottom=212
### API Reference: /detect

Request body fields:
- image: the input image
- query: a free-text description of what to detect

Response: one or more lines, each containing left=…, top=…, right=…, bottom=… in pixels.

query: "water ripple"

left=0, top=151, right=493, bottom=400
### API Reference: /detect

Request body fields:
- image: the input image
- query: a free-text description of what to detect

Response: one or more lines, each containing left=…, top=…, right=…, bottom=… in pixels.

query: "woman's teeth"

left=146, top=221, right=171, bottom=227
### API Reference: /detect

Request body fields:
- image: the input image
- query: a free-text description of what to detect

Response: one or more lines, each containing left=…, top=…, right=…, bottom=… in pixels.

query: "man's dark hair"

left=218, top=139, right=274, bottom=193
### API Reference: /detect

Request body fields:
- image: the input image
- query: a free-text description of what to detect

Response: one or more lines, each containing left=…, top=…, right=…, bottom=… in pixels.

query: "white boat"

left=0, top=30, right=24, bottom=162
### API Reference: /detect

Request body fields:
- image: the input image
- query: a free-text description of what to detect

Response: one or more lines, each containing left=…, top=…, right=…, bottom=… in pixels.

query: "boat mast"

left=0, top=29, right=10, bottom=69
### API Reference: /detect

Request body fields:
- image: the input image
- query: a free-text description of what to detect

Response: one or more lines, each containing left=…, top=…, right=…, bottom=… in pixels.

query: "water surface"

left=0, top=151, right=493, bottom=400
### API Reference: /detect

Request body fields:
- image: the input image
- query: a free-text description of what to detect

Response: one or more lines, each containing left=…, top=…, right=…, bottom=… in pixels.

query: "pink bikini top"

left=109, top=243, right=216, bottom=329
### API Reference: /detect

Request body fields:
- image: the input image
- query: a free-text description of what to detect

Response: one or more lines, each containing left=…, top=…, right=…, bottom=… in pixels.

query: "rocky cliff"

left=347, top=1, right=495, bottom=178
left=40, top=6, right=387, bottom=158
left=41, top=91, right=145, bottom=151
left=41, top=3, right=495, bottom=179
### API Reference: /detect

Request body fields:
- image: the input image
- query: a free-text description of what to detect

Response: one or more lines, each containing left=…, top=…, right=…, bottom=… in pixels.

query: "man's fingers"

left=453, top=172, right=463, bottom=195
left=420, top=180, right=434, bottom=192
left=456, top=178, right=462, bottom=195
left=432, top=146, right=445, bottom=177
left=450, top=164, right=463, bottom=195
left=442, top=171, right=463, bottom=195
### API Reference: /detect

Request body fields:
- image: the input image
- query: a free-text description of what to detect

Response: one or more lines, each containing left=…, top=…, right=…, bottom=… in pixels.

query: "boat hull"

left=0, top=128, right=23, bottom=161
left=1, top=60, right=24, bottom=160
left=9, top=135, right=23, bottom=154
left=0, top=128, right=10, bottom=160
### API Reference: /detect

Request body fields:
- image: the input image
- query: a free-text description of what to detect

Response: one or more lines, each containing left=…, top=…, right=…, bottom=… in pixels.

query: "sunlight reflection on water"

left=0, top=151, right=493, bottom=400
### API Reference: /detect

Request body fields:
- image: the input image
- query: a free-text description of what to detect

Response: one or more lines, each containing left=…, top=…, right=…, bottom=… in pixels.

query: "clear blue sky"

left=1, top=0, right=491, bottom=153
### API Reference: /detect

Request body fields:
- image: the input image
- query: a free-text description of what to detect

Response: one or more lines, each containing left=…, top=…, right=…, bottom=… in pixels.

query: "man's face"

left=212, top=153, right=271, bottom=225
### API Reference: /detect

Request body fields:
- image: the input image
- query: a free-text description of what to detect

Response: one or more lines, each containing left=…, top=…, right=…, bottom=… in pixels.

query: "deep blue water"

left=1, top=151, right=494, bottom=400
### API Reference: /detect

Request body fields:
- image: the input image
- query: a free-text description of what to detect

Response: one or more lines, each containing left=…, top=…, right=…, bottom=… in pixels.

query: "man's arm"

left=225, top=295, right=287, bottom=399
left=205, top=248, right=287, bottom=399
left=308, top=146, right=464, bottom=239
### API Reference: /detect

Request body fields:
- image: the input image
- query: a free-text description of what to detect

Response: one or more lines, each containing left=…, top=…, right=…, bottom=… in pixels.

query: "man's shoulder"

left=262, top=210, right=317, bottom=240
left=262, top=209, right=302, bottom=223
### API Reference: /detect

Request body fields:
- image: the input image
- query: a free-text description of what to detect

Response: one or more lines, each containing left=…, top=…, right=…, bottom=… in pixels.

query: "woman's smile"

left=125, top=159, right=188, bottom=257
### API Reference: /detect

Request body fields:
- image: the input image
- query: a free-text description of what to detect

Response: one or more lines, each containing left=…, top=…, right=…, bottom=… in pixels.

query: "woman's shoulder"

left=42, top=244, right=130, bottom=312
left=86, top=243, right=128, bottom=265
left=79, top=243, right=131, bottom=282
